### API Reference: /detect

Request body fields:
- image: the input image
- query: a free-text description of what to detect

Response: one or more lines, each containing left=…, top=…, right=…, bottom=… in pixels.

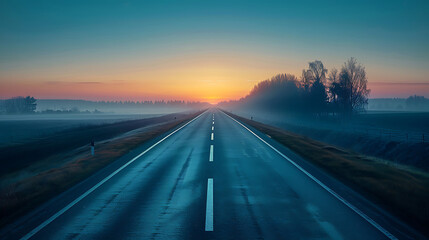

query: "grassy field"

left=231, top=109, right=429, bottom=171
left=355, top=111, right=429, bottom=133
left=0, top=112, right=192, bottom=177
left=0, top=113, right=161, bottom=146
left=0, top=111, right=203, bottom=228
left=226, top=112, right=429, bottom=237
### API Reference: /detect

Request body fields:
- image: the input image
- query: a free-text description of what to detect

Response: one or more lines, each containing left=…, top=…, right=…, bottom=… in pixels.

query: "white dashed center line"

left=205, top=178, right=214, bottom=231
left=209, top=145, right=214, bottom=162
left=211, top=133, right=214, bottom=141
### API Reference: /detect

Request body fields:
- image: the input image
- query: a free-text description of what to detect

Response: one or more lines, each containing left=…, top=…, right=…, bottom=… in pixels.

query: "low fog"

left=0, top=97, right=210, bottom=146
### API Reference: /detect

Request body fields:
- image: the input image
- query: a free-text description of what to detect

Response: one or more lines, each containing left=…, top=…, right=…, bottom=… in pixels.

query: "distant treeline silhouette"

left=219, top=58, right=370, bottom=115
left=0, top=96, right=37, bottom=114
left=36, top=99, right=209, bottom=111
left=406, top=95, right=429, bottom=110
left=1, top=97, right=210, bottom=114
left=40, top=108, right=103, bottom=114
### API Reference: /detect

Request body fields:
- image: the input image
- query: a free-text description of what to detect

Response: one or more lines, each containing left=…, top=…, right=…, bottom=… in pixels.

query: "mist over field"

left=35, top=99, right=210, bottom=114
left=0, top=98, right=210, bottom=146
left=368, top=97, right=429, bottom=112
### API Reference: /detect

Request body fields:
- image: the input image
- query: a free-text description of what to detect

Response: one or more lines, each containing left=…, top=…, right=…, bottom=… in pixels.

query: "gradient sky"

left=1, top=0, right=428, bottom=103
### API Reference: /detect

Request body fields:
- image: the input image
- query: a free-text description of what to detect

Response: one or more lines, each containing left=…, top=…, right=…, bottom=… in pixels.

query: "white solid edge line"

left=209, top=145, right=214, bottom=162
left=211, top=133, right=214, bottom=141
left=205, top=178, right=214, bottom=231
left=20, top=111, right=207, bottom=240
left=223, top=112, right=398, bottom=240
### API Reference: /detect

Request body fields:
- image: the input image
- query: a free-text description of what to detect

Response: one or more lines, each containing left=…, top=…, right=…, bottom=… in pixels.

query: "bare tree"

left=337, top=58, right=370, bottom=114
left=307, top=60, right=328, bottom=114
left=328, top=68, right=339, bottom=103
left=327, top=68, right=339, bottom=113
left=308, top=60, right=327, bottom=83
left=300, top=69, right=313, bottom=91
left=328, top=68, right=339, bottom=86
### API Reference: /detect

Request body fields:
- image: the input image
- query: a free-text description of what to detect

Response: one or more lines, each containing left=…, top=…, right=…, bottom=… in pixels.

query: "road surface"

left=1, top=109, right=423, bottom=239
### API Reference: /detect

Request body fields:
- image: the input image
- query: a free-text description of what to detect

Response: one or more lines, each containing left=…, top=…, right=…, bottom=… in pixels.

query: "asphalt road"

left=1, top=109, right=424, bottom=239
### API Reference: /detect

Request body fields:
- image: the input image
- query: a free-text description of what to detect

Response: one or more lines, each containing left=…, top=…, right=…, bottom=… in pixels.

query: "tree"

left=336, top=58, right=370, bottom=114
left=328, top=68, right=340, bottom=113
left=2, top=96, right=37, bottom=114
left=246, top=73, right=300, bottom=112
left=306, top=60, right=328, bottom=114
left=24, top=96, right=37, bottom=113
left=406, top=95, right=429, bottom=110
left=300, top=69, right=313, bottom=91
left=310, top=78, right=328, bottom=114
left=327, top=68, right=338, bottom=100
left=308, top=60, right=327, bottom=84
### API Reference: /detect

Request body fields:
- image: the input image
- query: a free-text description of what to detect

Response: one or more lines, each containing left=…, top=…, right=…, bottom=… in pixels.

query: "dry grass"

left=227, top=112, right=429, bottom=236
left=0, top=112, right=202, bottom=228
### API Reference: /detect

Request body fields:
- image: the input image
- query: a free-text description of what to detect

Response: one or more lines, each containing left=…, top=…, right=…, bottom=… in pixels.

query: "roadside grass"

left=0, top=111, right=202, bottom=228
left=226, top=112, right=429, bottom=236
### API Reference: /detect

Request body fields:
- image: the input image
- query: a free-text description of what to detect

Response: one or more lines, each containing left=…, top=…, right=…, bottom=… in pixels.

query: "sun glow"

left=0, top=52, right=279, bottom=103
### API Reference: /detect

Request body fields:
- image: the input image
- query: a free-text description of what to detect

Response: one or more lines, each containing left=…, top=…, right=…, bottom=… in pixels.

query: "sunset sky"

left=1, top=0, right=428, bottom=103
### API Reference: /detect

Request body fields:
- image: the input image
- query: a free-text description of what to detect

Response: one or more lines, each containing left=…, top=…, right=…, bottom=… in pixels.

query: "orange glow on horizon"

left=367, top=82, right=429, bottom=98
left=2, top=52, right=427, bottom=102
left=0, top=53, right=282, bottom=103
left=3, top=77, right=429, bottom=103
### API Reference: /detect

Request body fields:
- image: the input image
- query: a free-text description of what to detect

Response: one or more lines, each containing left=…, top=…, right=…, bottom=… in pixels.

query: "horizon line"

left=369, top=82, right=429, bottom=85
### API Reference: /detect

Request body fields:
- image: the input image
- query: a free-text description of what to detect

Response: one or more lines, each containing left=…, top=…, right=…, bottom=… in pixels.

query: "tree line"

left=219, top=58, right=370, bottom=116
left=0, top=97, right=211, bottom=114
left=37, top=99, right=210, bottom=111
left=0, top=96, right=37, bottom=114
left=78, top=100, right=208, bottom=107
left=405, top=95, right=429, bottom=110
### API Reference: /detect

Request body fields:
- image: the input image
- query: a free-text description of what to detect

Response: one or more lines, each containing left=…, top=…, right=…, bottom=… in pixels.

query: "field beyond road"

left=230, top=110, right=429, bottom=171
left=0, top=113, right=162, bottom=146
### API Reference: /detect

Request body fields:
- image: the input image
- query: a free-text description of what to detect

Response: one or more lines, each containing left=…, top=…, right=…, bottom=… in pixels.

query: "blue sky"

left=1, top=0, right=428, bottom=100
